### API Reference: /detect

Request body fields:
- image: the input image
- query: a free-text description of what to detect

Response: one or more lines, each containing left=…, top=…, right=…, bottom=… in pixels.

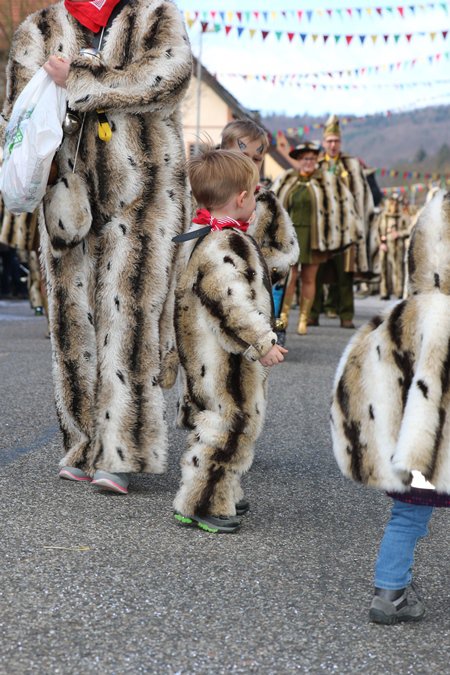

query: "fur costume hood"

left=331, top=190, right=450, bottom=494
left=273, top=168, right=364, bottom=257
left=251, top=187, right=299, bottom=282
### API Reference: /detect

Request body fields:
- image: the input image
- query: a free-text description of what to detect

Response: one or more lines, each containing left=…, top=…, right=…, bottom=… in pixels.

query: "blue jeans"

left=374, top=499, right=434, bottom=590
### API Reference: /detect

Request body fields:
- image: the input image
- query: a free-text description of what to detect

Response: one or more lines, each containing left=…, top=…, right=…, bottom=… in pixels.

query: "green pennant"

left=334, top=35, right=341, bottom=44
left=275, top=31, right=282, bottom=41
left=214, top=23, right=220, bottom=32
left=336, top=8, right=342, bottom=18
left=394, top=35, right=400, bottom=43
left=244, top=11, right=250, bottom=22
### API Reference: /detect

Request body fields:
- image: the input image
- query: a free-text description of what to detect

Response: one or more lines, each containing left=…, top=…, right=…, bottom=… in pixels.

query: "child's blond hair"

left=188, top=148, right=259, bottom=210
left=220, top=119, right=269, bottom=155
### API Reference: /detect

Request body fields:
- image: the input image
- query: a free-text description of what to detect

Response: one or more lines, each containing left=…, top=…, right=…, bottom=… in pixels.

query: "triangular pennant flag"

left=394, top=34, right=400, bottom=42
left=383, top=34, right=389, bottom=43
left=323, top=34, right=329, bottom=43
left=441, top=2, right=449, bottom=13
left=253, top=11, right=259, bottom=20
left=312, top=34, right=319, bottom=43
left=210, top=10, right=216, bottom=19
left=359, top=35, right=366, bottom=44
left=297, top=10, right=303, bottom=21
left=275, top=31, right=282, bottom=41
left=226, top=11, right=233, bottom=22
left=287, top=32, right=295, bottom=42
left=306, top=10, right=313, bottom=22
left=371, top=35, right=378, bottom=44
left=300, top=33, right=308, bottom=43
left=409, top=5, right=415, bottom=14
left=366, top=7, right=372, bottom=15
left=237, top=27, right=244, bottom=38
left=271, top=11, right=277, bottom=20
left=214, top=23, right=220, bottom=33
left=187, top=18, right=195, bottom=29
left=244, top=11, right=250, bottom=22
left=225, top=25, right=232, bottom=36
left=334, top=35, right=341, bottom=43
left=345, top=35, right=353, bottom=45
left=219, top=12, right=225, bottom=22
left=262, top=11, right=269, bottom=22
left=398, top=7, right=405, bottom=17
left=326, top=9, right=332, bottom=17
left=356, top=8, right=362, bottom=18
left=336, top=8, right=343, bottom=18
left=236, top=11, right=242, bottom=22
left=376, top=7, right=383, bottom=16
left=441, top=30, right=448, bottom=39
left=249, top=29, right=256, bottom=38
left=201, top=21, right=209, bottom=33
left=430, top=32, right=437, bottom=40
left=261, top=30, right=270, bottom=40
left=347, top=8, right=353, bottom=16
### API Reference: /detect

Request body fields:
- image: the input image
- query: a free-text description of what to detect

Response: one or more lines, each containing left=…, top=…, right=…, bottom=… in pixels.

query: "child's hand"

left=43, top=55, right=71, bottom=87
left=259, top=344, right=288, bottom=367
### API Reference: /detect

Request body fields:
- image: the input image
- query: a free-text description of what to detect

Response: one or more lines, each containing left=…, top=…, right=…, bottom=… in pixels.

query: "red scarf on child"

left=64, top=0, right=122, bottom=33
left=192, top=208, right=249, bottom=233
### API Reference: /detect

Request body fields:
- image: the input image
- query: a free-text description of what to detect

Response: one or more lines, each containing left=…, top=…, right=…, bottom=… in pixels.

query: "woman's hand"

left=43, top=55, right=71, bottom=88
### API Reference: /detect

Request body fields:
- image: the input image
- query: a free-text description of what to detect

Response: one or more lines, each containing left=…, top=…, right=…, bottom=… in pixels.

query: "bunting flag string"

left=220, top=76, right=450, bottom=90
left=215, top=51, right=449, bottom=82
left=376, top=168, right=450, bottom=181
left=188, top=22, right=449, bottom=45
left=184, top=3, right=449, bottom=24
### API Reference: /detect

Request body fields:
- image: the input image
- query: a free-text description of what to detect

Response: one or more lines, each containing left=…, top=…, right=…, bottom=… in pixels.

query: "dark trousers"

left=310, top=253, right=354, bottom=322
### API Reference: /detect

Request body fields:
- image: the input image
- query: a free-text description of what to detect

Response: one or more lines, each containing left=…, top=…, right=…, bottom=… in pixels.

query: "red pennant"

left=236, top=11, right=242, bottom=22
left=442, top=30, right=448, bottom=39
left=406, top=34, right=412, bottom=42
left=397, top=7, right=404, bottom=17
left=347, top=8, right=353, bottom=16
left=253, top=11, right=259, bottom=19
left=345, top=35, right=353, bottom=45
left=225, top=25, right=232, bottom=35
left=201, top=21, right=209, bottom=33
left=261, top=30, right=269, bottom=40
left=376, top=7, right=383, bottom=16
left=210, top=11, right=216, bottom=18
left=297, top=10, right=303, bottom=21
left=287, top=32, right=295, bottom=42
left=326, top=9, right=332, bottom=17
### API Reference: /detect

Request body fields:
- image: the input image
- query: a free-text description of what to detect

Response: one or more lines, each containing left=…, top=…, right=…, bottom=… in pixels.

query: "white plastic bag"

left=0, top=67, right=67, bottom=214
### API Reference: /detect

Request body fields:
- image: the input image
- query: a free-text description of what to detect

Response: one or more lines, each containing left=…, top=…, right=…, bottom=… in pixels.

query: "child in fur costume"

left=173, top=149, right=287, bottom=533
left=330, top=190, right=450, bottom=624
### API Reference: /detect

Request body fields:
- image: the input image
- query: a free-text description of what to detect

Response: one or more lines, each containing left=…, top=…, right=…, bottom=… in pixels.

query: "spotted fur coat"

left=331, top=190, right=450, bottom=495
left=250, top=187, right=299, bottom=283
left=173, top=226, right=277, bottom=516
left=272, top=168, right=364, bottom=257
left=2, top=0, right=192, bottom=474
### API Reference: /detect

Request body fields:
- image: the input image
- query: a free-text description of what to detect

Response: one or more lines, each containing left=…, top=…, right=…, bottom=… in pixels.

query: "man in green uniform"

left=310, top=115, right=374, bottom=328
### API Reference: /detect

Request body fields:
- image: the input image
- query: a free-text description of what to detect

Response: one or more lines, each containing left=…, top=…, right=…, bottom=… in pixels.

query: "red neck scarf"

left=65, top=0, right=122, bottom=33
left=193, top=208, right=249, bottom=233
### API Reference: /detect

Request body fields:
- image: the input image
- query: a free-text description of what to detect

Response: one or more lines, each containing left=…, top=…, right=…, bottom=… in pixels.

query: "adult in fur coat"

left=330, top=190, right=450, bottom=624
left=1, top=0, right=192, bottom=491
left=273, top=141, right=363, bottom=335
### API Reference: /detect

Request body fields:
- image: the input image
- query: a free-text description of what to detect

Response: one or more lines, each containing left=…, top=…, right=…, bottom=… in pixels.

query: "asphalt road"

left=0, top=298, right=448, bottom=675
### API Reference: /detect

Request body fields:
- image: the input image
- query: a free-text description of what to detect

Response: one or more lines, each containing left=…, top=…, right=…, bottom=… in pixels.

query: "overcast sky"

left=175, top=0, right=450, bottom=118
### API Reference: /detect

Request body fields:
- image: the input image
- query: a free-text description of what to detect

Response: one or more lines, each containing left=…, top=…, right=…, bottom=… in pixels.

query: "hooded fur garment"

left=2, top=0, right=192, bottom=474
left=173, top=227, right=277, bottom=516
left=250, top=187, right=299, bottom=283
left=331, top=190, right=450, bottom=495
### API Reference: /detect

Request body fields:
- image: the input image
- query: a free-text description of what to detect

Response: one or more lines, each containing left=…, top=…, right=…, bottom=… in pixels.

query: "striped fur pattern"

left=3, top=0, right=192, bottom=474
left=250, top=187, right=299, bottom=283
left=331, top=190, right=450, bottom=494
left=273, top=168, right=364, bottom=258
left=173, top=228, right=277, bottom=517
left=319, top=154, right=374, bottom=274
left=0, top=204, right=39, bottom=251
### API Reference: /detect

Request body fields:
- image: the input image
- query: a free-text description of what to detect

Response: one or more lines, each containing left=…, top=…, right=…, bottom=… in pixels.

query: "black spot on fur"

left=58, top=219, right=65, bottom=230
left=105, top=411, right=110, bottom=419
left=416, top=380, right=428, bottom=398
left=196, top=465, right=225, bottom=516
left=61, top=177, right=69, bottom=189
left=223, top=256, right=236, bottom=266
left=434, top=273, right=440, bottom=288
left=376, top=345, right=381, bottom=358
left=393, top=349, right=414, bottom=410
left=201, top=365, right=206, bottom=377
left=87, top=312, right=94, bottom=326
left=75, top=95, right=90, bottom=104
left=116, top=370, right=125, bottom=383
left=343, top=419, right=365, bottom=482
left=336, top=373, right=350, bottom=418
left=192, top=456, right=199, bottom=467
left=227, top=288, right=232, bottom=296
left=83, top=351, right=91, bottom=360
left=228, top=231, right=251, bottom=263
left=388, top=300, right=407, bottom=349
left=369, top=404, right=375, bottom=420
left=440, top=337, right=450, bottom=395
left=426, top=407, right=446, bottom=480
left=119, top=224, right=127, bottom=235
left=369, top=315, right=383, bottom=330
left=104, top=333, right=109, bottom=346
left=116, top=447, right=125, bottom=461
left=114, top=296, right=120, bottom=310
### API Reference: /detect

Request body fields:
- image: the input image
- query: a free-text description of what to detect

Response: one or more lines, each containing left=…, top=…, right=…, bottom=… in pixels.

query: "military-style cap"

left=288, top=140, right=321, bottom=160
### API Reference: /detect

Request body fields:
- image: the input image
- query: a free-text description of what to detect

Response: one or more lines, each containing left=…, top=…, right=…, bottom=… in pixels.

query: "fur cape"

left=173, top=226, right=276, bottom=515
left=272, top=168, right=364, bottom=257
left=331, top=190, right=450, bottom=495
left=250, top=187, right=299, bottom=282
left=2, top=0, right=192, bottom=474
left=319, top=154, right=374, bottom=274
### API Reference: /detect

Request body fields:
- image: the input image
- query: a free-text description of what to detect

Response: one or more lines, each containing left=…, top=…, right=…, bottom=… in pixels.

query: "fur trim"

left=43, top=173, right=92, bottom=255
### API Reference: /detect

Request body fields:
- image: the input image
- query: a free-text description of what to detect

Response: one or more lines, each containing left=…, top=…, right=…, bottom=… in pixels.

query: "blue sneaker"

left=59, top=466, right=92, bottom=482
left=91, top=470, right=129, bottom=494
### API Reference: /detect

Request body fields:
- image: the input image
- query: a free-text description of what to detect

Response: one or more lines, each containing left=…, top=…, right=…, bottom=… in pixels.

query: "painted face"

left=234, top=136, right=265, bottom=171
left=323, top=135, right=341, bottom=159
left=298, top=153, right=317, bottom=175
